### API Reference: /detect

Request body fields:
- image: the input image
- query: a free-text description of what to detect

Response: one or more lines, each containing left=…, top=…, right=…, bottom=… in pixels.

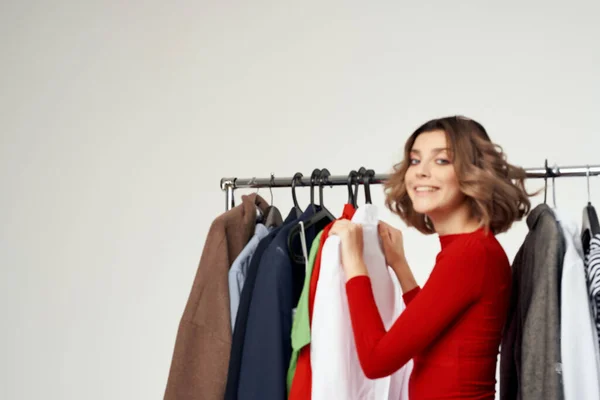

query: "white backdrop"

left=1, top=1, right=599, bottom=399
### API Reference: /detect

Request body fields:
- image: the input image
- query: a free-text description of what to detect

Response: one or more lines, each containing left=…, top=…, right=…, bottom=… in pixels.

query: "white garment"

left=556, top=209, right=600, bottom=400
left=311, top=204, right=412, bottom=400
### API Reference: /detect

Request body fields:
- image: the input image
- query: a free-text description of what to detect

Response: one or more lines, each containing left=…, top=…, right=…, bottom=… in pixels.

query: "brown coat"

left=164, top=193, right=270, bottom=400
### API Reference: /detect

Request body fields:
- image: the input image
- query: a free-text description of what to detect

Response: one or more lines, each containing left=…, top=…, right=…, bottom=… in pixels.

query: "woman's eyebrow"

left=410, top=147, right=450, bottom=154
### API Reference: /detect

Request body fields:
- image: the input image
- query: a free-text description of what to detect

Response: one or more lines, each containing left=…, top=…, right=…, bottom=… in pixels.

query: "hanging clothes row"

left=499, top=176, right=600, bottom=400
left=164, top=164, right=600, bottom=400
left=164, top=168, right=412, bottom=400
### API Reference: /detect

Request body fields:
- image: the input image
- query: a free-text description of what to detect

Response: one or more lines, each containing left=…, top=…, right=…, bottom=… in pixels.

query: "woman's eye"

left=436, top=159, right=450, bottom=165
left=409, top=158, right=420, bottom=165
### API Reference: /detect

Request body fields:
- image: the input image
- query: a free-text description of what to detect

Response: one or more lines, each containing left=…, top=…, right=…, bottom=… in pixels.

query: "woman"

left=330, top=116, right=532, bottom=399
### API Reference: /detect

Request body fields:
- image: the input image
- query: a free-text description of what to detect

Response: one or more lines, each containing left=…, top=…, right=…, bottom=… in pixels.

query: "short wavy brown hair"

left=384, top=116, right=533, bottom=235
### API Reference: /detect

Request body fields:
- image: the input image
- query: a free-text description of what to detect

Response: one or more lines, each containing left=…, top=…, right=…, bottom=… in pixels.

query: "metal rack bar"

left=220, top=163, right=600, bottom=210
left=221, top=164, right=600, bottom=191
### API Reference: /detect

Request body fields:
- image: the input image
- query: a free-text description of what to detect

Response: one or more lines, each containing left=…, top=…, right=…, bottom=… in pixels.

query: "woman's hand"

left=329, top=220, right=368, bottom=280
left=378, top=221, right=418, bottom=293
left=377, top=221, right=407, bottom=269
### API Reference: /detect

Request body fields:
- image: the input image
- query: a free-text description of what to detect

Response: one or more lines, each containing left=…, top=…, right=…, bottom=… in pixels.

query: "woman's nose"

left=415, top=161, right=431, bottom=178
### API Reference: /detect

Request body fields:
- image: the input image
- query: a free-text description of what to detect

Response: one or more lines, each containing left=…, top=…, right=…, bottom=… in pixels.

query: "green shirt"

left=287, top=231, right=323, bottom=393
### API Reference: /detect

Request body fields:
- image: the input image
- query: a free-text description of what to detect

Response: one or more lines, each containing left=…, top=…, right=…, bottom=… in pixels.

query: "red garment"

left=289, top=204, right=356, bottom=400
left=345, top=227, right=512, bottom=400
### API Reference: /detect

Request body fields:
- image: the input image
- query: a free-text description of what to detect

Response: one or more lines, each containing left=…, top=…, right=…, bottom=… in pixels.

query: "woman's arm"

left=345, top=239, right=486, bottom=379
left=390, top=258, right=419, bottom=297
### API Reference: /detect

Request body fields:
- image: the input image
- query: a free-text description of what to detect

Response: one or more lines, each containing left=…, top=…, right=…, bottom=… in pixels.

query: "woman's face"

left=404, top=130, right=466, bottom=217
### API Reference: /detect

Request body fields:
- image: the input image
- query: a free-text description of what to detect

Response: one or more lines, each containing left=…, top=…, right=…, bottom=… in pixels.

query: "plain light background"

left=1, top=1, right=600, bottom=399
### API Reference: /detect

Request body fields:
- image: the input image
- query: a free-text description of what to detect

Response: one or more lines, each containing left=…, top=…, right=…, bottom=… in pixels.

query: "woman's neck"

left=428, top=203, right=482, bottom=236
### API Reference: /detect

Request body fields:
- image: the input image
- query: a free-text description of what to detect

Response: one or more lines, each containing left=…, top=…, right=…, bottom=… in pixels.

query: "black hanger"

left=291, top=172, right=303, bottom=218
left=286, top=169, right=320, bottom=263
left=347, top=170, right=359, bottom=207
left=299, top=168, right=336, bottom=229
left=585, top=204, right=599, bottom=234
left=358, top=167, right=375, bottom=205
left=365, top=169, right=375, bottom=204
left=309, top=168, right=320, bottom=212
left=316, top=168, right=336, bottom=219
left=287, top=168, right=336, bottom=264
left=358, top=167, right=367, bottom=204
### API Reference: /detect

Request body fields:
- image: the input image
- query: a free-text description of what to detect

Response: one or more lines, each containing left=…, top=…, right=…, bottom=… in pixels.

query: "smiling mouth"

left=414, top=186, right=439, bottom=192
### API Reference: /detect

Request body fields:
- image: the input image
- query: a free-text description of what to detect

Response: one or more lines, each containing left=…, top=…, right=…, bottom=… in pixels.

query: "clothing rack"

left=220, top=163, right=600, bottom=211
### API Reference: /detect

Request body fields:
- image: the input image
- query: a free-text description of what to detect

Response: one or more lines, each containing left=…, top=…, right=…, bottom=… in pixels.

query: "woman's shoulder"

left=434, top=229, right=510, bottom=295
left=439, top=228, right=508, bottom=267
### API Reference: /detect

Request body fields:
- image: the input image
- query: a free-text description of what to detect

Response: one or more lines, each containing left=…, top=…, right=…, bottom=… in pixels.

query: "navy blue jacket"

left=237, top=206, right=329, bottom=400
left=224, top=208, right=298, bottom=400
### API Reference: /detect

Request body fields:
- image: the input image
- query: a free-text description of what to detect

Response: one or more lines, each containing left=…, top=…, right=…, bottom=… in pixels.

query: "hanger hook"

left=357, top=167, right=366, bottom=206
left=347, top=170, right=358, bottom=207
left=251, top=176, right=261, bottom=197
left=552, top=176, right=557, bottom=208
left=269, top=173, right=275, bottom=205
left=552, top=164, right=558, bottom=208
left=543, top=159, right=548, bottom=204
left=310, top=168, right=321, bottom=211
left=353, top=170, right=360, bottom=205
left=364, top=169, right=374, bottom=204
left=587, top=164, right=591, bottom=203
left=319, top=168, right=331, bottom=206
left=291, top=172, right=303, bottom=212
left=248, top=177, right=264, bottom=221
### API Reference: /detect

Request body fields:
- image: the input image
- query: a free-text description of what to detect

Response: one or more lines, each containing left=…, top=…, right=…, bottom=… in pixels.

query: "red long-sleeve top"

left=345, top=227, right=512, bottom=400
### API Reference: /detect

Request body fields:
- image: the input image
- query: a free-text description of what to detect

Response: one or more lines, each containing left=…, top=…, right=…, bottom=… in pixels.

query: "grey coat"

left=500, top=203, right=565, bottom=400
